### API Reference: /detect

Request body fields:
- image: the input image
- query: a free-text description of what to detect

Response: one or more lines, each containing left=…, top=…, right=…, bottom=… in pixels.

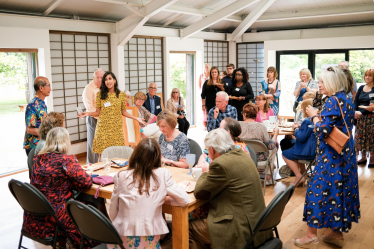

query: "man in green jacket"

left=193, top=128, right=273, bottom=248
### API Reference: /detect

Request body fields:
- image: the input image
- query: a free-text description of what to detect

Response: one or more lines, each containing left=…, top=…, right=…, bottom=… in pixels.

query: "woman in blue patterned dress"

left=260, top=66, right=281, bottom=116
left=294, top=66, right=360, bottom=248
left=157, top=110, right=190, bottom=169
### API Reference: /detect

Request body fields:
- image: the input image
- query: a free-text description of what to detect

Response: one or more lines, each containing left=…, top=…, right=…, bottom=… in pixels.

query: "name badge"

left=226, top=83, right=228, bottom=86
left=156, top=105, right=160, bottom=109
left=167, top=144, right=173, bottom=150
left=235, top=88, right=240, bottom=91
left=369, top=93, right=374, bottom=98
left=104, top=102, right=111, bottom=107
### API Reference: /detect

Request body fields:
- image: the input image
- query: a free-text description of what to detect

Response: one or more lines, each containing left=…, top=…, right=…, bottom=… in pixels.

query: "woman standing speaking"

left=81, top=72, right=145, bottom=155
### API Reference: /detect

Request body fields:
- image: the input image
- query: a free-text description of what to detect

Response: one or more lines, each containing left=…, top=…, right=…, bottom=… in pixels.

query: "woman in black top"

left=201, top=66, right=226, bottom=115
left=229, top=68, right=254, bottom=121
left=354, top=69, right=374, bottom=167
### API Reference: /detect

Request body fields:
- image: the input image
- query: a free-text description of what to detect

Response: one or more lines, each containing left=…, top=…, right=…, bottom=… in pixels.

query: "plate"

left=281, top=128, right=294, bottom=132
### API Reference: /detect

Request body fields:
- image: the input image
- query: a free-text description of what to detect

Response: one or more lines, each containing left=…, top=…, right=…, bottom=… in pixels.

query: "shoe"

left=322, top=235, right=344, bottom=248
left=294, top=236, right=319, bottom=248
left=368, top=163, right=374, bottom=168
left=357, top=159, right=367, bottom=165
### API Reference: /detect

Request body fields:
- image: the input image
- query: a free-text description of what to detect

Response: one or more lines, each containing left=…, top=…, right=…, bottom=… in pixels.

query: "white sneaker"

left=265, top=179, right=274, bottom=186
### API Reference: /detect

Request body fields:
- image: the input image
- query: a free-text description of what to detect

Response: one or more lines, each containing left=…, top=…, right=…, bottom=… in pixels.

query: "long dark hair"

left=232, top=67, right=249, bottom=85
left=126, top=138, right=161, bottom=196
left=100, top=71, right=121, bottom=100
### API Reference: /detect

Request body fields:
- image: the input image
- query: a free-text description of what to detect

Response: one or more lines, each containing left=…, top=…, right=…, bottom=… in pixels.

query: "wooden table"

left=84, top=160, right=207, bottom=249
left=268, top=127, right=295, bottom=136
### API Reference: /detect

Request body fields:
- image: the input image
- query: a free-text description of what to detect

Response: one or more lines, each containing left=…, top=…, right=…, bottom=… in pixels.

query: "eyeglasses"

left=43, top=84, right=51, bottom=88
left=149, top=87, right=157, bottom=90
left=327, top=67, right=335, bottom=73
left=173, top=92, right=179, bottom=94
left=236, top=73, right=243, bottom=76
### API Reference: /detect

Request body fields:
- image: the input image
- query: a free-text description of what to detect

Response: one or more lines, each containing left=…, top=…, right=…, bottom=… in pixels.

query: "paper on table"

left=178, top=180, right=196, bottom=193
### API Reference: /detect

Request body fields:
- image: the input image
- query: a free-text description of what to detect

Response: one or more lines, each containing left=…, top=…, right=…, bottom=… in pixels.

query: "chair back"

left=65, top=200, right=125, bottom=248
left=27, top=148, right=36, bottom=179
left=246, top=145, right=257, bottom=167
left=244, top=185, right=295, bottom=248
left=155, top=92, right=165, bottom=109
left=102, top=146, right=134, bottom=160
left=8, top=179, right=56, bottom=217
left=188, top=139, right=202, bottom=166
left=122, top=106, right=141, bottom=147
left=243, top=139, right=269, bottom=157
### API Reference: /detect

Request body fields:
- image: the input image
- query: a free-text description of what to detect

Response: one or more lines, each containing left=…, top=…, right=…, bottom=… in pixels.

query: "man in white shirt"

left=82, top=68, right=104, bottom=164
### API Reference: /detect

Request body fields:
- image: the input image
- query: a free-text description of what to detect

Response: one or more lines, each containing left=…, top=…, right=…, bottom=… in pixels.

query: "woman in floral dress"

left=295, top=66, right=360, bottom=248
left=260, top=66, right=281, bottom=116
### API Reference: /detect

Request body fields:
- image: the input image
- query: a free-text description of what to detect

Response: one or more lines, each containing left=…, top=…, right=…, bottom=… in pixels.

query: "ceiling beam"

left=231, top=0, right=275, bottom=41
left=256, top=3, right=374, bottom=22
left=162, top=13, right=183, bottom=27
left=181, top=0, right=260, bottom=39
left=43, top=0, right=65, bottom=16
left=117, top=0, right=178, bottom=46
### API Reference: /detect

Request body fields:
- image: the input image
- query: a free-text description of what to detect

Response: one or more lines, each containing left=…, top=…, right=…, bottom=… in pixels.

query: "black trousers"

left=177, top=117, right=190, bottom=135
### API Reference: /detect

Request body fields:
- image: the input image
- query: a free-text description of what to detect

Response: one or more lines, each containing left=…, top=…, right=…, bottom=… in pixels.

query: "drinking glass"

left=102, top=157, right=110, bottom=174
left=86, top=166, right=94, bottom=176
left=186, top=154, right=196, bottom=175
left=280, top=117, right=284, bottom=126
left=76, top=106, right=84, bottom=119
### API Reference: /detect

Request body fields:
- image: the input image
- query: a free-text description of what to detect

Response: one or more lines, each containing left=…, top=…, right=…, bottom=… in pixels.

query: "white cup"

left=192, top=168, right=202, bottom=181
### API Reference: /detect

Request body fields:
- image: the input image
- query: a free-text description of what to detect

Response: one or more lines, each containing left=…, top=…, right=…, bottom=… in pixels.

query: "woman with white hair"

left=294, top=67, right=360, bottom=248
left=293, top=68, right=318, bottom=113
left=23, top=127, right=93, bottom=249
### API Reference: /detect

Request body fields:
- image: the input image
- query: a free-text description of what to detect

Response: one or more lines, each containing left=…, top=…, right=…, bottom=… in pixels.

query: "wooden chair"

left=155, top=92, right=165, bottom=110
left=279, top=115, right=294, bottom=122
left=122, top=106, right=141, bottom=148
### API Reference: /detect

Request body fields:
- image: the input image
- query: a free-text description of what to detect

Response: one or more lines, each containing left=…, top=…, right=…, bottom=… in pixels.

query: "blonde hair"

left=204, top=63, right=211, bottom=74
left=170, top=88, right=180, bottom=98
left=319, top=66, right=347, bottom=95
left=134, top=91, right=147, bottom=102
left=302, top=92, right=316, bottom=100
left=156, top=110, right=177, bottom=129
left=301, top=99, right=313, bottom=118
left=299, top=68, right=313, bottom=81
left=39, top=127, right=71, bottom=155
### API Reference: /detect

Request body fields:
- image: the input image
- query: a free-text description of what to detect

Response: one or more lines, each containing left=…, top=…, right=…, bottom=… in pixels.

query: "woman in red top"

left=24, top=127, right=93, bottom=248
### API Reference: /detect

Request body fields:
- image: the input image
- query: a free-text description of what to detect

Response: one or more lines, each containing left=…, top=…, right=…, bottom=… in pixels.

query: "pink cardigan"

left=255, top=108, right=274, bottom=123
left=109, top=167, right=189, bottom=236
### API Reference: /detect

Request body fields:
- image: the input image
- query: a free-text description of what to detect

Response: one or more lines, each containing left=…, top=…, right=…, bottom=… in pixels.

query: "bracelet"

left=311, top=115, right=319, bottom=122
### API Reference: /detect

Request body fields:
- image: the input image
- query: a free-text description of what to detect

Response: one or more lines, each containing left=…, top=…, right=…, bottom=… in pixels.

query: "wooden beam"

left=162, top=13, right=183, bottom=27
left=181, top=0, right=260, bottom=39
left=231, top=0, right=276, bottom=41
left=43, top=0, right=65, bottom=16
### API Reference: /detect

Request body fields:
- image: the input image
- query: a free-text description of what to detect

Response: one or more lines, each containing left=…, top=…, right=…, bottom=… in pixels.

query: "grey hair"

left=148, top=82, right=157, bottom=88
left=38, top=127, right=71, bottom=155
left=216, top=91, right=229, bottom=101
left=93, top=68, right=104, bottom=78
left=319, top=66, right=347, bottom=95
left=339, top=61, right=349, bottom=68
left=204, top=129, right=235, bottom=155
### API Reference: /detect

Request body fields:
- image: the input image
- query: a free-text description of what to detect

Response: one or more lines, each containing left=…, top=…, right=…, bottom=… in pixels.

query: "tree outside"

left=349, top=50, right=374, bottom=84
left=169, top=53, right=187, bottom=99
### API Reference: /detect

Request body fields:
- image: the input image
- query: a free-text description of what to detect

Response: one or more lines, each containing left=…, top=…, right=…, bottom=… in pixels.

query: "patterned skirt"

left=354, top=113, right=374, bottom=155
left=107, top=235, right=160, bottom=249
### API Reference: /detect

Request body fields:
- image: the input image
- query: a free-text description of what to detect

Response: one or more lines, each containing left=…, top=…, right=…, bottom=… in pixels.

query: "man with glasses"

left=222, top=63, right=235, bottom=94
left=143, top=82, right=163, bottom=116
left=82, top=68, right=104, bottom=163
left=23, top=76, right=51, bottom=156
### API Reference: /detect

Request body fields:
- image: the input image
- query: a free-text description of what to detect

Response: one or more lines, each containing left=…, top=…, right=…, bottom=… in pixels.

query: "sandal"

left=322, top=234, right=344, bottom=248
left=294, top=236, right=319, bottom=248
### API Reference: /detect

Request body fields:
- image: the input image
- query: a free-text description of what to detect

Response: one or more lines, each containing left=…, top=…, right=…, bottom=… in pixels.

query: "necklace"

left=166, top=130, right=176, bottom=140
left=268, top=79, right=275, bottom=84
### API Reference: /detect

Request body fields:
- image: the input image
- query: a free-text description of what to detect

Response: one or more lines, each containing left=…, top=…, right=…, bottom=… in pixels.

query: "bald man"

left=23, top=76, right=51, bottom=155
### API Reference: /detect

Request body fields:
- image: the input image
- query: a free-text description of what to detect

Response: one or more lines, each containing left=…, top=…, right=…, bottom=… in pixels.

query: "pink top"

left=255, top=108, right=274, bottom=123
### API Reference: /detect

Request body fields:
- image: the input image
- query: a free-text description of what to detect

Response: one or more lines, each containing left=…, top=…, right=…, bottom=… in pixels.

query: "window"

left=237, top=42, right=264, bottom=97
left=204, top=40, right=229, bottom=73
left=49, top=31, right=111, bottom=143
left=124, top=36, right=164, bottom=96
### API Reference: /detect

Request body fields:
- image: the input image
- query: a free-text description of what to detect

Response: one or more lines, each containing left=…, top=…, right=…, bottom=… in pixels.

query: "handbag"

left=324, top=96, right=350, bottom=154
left=92, top=175, right=114, bottom=198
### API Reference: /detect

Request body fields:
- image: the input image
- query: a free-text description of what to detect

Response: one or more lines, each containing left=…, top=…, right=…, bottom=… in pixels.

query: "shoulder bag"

left=324, top=96, right=350, bottom=154
left=92, top=175, right=114, bottom=198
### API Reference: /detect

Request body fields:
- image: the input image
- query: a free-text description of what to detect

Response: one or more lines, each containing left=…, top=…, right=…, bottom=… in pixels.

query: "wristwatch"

left=170, top=160, right=174, bottom=166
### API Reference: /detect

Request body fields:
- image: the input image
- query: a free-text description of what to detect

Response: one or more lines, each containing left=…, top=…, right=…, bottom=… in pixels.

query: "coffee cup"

left=192, top=168, right=202, bottom=181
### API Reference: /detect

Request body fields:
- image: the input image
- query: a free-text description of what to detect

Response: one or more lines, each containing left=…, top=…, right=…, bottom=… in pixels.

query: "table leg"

left=172, top=205, right=189, bottom=249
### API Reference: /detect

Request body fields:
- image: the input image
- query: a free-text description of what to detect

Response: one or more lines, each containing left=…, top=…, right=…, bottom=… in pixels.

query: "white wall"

left=163, top=37, right=205, bottom=127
